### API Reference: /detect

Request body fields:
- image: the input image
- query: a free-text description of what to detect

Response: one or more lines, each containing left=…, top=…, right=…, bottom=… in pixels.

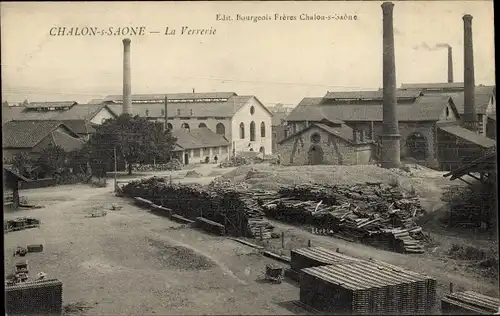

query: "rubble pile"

left=256, top=183, right=429, bottom=253
left=219, top=156, right=252, bottom=168
left=122, top=177, right=273, bottom=238
left=4, top=217, right=41, bottom=234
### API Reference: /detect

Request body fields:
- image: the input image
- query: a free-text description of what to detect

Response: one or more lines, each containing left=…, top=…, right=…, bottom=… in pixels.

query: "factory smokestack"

left=381, top=2, right=401, bottom=169
left=122, top=38, right=132, bottom=115
left=462, top=14, right=477, bottom=131
left=447, top=46, right=454, bottom=83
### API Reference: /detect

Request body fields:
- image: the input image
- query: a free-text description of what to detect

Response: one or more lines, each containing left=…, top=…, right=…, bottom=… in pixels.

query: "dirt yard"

left=4, top=163, right=498, bottom=314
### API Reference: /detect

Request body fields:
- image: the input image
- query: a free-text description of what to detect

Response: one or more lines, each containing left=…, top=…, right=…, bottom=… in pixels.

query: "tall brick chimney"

left=381, top=2, right=401, bottom=168
left=122, top=38, right=132, bottom=115
left=462, top=14, right=477, bottom=131
left=447, top=46, right=454, bottom=83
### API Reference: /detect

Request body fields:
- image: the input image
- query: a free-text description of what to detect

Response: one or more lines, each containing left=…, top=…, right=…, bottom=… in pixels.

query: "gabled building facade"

left=103, top=92, right=273, bottom=157
left=286, top=89, right=495, bottom=170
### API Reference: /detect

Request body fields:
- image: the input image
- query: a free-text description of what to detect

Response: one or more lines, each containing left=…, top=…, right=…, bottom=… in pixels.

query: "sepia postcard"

left=1, top=1, right=498, bottom=315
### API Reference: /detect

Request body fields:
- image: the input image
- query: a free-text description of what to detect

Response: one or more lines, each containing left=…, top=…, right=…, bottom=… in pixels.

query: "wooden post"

left=260, top=226, right=263, bottom=241
left=449, top=282, right=454, bottom=293
left=308, top=240, right=311, bottom=247
left=169, top=209, right=172, bottom=219
left=336, top=248, right=340, bottom=253
left=281, top=232, right=285, bottom=248
left=12, top=180, right=20, bottom=209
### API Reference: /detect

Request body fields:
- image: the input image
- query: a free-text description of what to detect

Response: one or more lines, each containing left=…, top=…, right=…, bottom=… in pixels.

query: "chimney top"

left=381, top=2, right=394, bottom=11
left=463, top=14, right=473, bottom=21
left=123, top=38, right=131, bottom=44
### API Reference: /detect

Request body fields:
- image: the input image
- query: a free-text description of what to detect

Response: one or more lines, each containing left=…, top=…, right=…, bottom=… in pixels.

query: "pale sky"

left=1, top=1, right=495, bottom=107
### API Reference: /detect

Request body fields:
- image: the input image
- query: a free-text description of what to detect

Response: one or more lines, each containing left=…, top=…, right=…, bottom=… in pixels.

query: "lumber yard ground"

left=4, top=163, right=499, bottom=315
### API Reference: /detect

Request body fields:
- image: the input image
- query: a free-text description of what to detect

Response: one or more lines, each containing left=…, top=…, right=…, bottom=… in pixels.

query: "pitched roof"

left=443, top=91, right=493, bottom=115
left=62, top=120, right=97, bottom=135
left=2, top=120, right=81, bottom=149
left=172, top=127, right=230, bottom=151
left=26, top=101, right=78, bottom=109
left=106, top=95, right=255, bottom=118
left=102, top=92, right=237, bottom=102
left=2, top=103, right=113, bottom=122
left=438, top=125, right=496, bottom=148
left=287, top=95, right=455, bottom=122
left=278, top=122, right=369, bottom=145
left=324, top=90, right=423, bottom=100
left=51, top=130, right=85, bottom=151
left=443, top=150, right=496, bottom=180
left=400, top=82, right=465, bottom=90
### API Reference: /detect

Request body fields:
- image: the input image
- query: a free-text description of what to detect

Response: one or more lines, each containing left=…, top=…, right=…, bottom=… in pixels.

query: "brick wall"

left=277, top=127, right=372, bottom=166
left=5, top=279, right=63, bottom=315
left=345, top=121, right=439, bottom=168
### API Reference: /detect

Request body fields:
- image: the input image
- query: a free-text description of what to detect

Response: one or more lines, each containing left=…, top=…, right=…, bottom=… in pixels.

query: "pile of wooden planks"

left=255, top=183, right=428, bottom=253
left=121, top=177, right=274, bottom=239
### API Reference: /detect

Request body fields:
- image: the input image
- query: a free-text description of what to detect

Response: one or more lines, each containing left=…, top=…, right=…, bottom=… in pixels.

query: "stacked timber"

left=257, top=183, right=428, bottom=253
left=300, top=260, right=436, bottom=315
left=441, top=291, right=500, bottom=315
left=121, top=177, right=274, bottom=239
left=5, top=217, right=41, bottom=234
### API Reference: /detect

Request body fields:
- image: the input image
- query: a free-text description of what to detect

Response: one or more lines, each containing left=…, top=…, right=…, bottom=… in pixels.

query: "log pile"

left=256, top=183, right=428, bottom=253
left=121, top=177, right=273, bottom=239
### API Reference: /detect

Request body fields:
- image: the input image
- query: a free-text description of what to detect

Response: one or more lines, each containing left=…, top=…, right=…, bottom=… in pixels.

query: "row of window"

left=192, top=146, right=228, bottom=157
left=178, top=122, right=226, bottom=135
left=239, top=121, right=266, bottom=141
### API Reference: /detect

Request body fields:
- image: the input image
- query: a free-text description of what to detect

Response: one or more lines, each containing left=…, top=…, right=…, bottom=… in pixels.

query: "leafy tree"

left=36, top=143, right=68, bottom=177
left=90, top=114, right=177, bottom=175
left=11, top=152, right=37, bottom=178
left=22, top=99, right=29, bottom=107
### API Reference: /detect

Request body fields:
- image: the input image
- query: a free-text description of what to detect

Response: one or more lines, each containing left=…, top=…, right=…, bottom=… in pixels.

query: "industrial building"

left=170, top=127, right=230, bottom=164
left=282, top=9, right=496, bottom=170
left=268, top=104, right=293, bottom=153
left=2, top=120, right=85, bottom=162
left=1, top=102, right=117, bottom=140
left=98, top=39, right=273, bottom=163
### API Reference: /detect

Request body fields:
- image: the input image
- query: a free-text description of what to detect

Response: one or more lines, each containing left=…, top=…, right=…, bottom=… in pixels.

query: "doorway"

left=184, top=153, right=189, bottom=165
left=308, top=145, right=324, bottom=165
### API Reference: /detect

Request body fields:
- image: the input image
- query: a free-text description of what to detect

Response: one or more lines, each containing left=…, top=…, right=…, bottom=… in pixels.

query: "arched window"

left=260, top=122, right=266, bottom=137
left=250, top=121, right=256, bottom=141
left=239, top=122, right=245, bottom=139
left=216, top=123, right=225, bottom=135
left=198, top=123, right=207, bottom=128
left=181, top=123, right=190, bottom=131
left=167, top=123, right=173, bottom=130
left=250, top=106, right=255, bottom=115
left=445, top=107, right=450, bottom=117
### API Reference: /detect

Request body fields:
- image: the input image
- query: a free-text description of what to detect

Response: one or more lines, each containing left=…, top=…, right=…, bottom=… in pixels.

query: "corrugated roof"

left=278, top=122, right=363, bottom=145
left=292, top=247, right=360, bottom=265
left=25, top=101, right=78, bottom=109
left=444, top=291, right=500, bottom=313
left=444, top=91, right=493, bottom=115
left=172, top=127, right=229, bottom=151
left=401, top=82, right=465, bottom=90
left=439, top=125, right=496, bottom=148
left=52, top=130, right=85, bottom=151
left=106, top=95, right=255, bottom=118
left=2, top=120, right=80, bottom=148
left=103, top=92, right=237, bottom=102
left=324, top=90, right=423, bottom=100
left=2, top=104, right=112, bottom=122
left=287, top=95, right=454, bottom=122
left=302, top=260, right=432, bottom=291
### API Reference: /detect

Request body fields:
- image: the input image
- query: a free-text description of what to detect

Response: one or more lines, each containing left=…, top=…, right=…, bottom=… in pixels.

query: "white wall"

left=91, top=107, right=116, bottom=125
left=230, top=97, right=273, bottom=156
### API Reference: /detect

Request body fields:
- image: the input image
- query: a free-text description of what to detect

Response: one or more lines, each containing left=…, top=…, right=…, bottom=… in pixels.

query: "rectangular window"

left=193, top=149, right=201, bottom=157
left=177, top=109, right=181, bottom=115
left=161, top=109, right=165, bottom=116
left=203, top=147, right=210, bottom=155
